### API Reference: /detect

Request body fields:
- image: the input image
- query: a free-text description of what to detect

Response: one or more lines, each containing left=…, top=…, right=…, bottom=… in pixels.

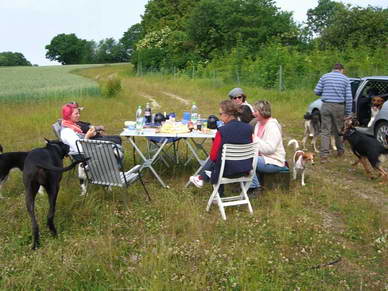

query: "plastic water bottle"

left=144, top=102, right=152, bottom=124
left=191, top=101, right=198, bottom=124
left=135, top=105, right=143, bottom=132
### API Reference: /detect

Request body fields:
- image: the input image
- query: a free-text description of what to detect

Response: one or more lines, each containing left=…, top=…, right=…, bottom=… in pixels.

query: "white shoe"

left=190, top=175, right=204, bottom=188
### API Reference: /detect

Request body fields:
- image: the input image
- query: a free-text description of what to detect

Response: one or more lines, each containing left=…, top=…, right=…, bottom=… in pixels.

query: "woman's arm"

left=209, top=131, right=222, bottom=162
left=255, top=122, right=282, bottom=155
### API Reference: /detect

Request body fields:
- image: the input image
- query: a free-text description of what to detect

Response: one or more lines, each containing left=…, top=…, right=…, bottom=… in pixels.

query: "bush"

left=102, top=76, right=121, bottom=97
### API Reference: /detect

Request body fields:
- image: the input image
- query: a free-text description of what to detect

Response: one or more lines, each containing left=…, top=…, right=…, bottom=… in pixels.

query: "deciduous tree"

left=0, top=51, right=32, bottom=66
left=45, top=33, right=91, bottom=65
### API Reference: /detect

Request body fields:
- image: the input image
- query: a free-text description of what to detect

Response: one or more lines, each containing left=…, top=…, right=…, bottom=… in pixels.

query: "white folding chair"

left=76, top=139, right=151, bottom=203
left=206, top=142, right=259, bottom=220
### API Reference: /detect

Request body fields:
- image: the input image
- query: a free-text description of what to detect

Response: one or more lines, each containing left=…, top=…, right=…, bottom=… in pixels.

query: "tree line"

left=2, top=0, right=387, bottom=83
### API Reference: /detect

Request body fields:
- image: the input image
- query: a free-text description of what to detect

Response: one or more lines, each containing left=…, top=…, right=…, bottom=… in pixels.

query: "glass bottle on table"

left=135, top=105, right=143, bottom=132
left=144, top=102, right=152, bottom=124
left=191, top=101, right=198, bottom=124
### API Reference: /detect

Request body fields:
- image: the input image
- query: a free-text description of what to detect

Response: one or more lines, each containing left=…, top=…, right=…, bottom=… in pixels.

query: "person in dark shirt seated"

left=189, top=100, right=253, bottom=191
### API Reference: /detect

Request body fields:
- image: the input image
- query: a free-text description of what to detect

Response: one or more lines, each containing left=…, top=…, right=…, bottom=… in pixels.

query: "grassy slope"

left=0, top=64, right=386, bottom=290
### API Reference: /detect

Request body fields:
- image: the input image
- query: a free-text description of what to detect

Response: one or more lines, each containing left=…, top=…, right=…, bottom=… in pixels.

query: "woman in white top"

left=249, top=100, right=288, bottom=192
left=60, top=103, right=97, bottom=153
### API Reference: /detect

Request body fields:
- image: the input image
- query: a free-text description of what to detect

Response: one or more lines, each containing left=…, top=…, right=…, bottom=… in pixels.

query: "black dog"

left=23, top=139, right=85, bottom=249
left=342, top=120, right=388, bottom=183
left=0, top=144, right=29, bottom=197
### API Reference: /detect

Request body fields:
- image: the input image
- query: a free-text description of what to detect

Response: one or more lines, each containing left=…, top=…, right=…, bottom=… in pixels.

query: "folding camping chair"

left=76, top=139, right=151, bottom=204
left=206, top=142, right=259, bottom=220
left=52, top=119, right=62, bottom=140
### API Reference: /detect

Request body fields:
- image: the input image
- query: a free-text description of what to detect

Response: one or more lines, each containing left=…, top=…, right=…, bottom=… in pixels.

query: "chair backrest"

left=76, top=139, right=125, bottom=187
left=52, top=119, right=62, bottom=140
left=218, top=142, right=259, bottom=182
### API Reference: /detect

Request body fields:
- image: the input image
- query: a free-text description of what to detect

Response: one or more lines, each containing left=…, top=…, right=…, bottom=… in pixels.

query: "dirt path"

left=139, top=94, right=161, bottom=109
left=162, top=92, right=191, bottom=106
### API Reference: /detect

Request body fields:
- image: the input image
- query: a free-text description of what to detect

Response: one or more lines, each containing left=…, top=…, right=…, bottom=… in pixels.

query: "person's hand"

left=85, top=126, right=97, bottom=139
left=344, top=115, right=353, bottom=121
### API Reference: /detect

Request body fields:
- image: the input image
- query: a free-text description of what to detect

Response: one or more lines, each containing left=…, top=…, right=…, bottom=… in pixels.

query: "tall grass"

left=0, top=65, right=102, bottom=102
left=0, top=64, right=386, bottom=290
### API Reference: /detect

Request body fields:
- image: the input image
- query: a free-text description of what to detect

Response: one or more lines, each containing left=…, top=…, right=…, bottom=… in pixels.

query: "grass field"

left=0, top=64, right=102, bottom=101
left=0, top=64, right=386, bottom=290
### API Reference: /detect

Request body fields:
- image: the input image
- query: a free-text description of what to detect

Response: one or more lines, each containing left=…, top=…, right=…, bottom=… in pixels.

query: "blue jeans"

left=250, top=156, right=285, bottom=188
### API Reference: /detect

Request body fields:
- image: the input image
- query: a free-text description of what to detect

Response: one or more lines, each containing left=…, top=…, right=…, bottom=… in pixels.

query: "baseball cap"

left=228, top=88, right=245, bottom=99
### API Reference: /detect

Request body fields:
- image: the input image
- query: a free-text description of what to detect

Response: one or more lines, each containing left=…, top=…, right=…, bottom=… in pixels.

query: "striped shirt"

left=314, top=71, right=352, bottom=116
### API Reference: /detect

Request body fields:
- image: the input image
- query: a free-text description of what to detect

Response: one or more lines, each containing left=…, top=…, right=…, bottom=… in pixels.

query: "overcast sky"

left=0, top=0, right=386, bottom=66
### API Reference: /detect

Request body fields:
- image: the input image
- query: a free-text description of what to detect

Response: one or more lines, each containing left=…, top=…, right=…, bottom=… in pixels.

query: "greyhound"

left=23, top=139, right=86, bottom=250
left=0, top=144, right=29, bottom=198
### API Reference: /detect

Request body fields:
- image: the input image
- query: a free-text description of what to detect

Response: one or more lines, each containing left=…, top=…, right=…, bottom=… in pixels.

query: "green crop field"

left=0, top=64, right=102, bottom=101
left=0, top=64, right=386, bottom=290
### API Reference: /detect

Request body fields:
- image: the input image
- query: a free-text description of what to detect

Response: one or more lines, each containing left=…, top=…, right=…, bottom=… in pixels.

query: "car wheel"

left=375, top=121, right=388, bottom=148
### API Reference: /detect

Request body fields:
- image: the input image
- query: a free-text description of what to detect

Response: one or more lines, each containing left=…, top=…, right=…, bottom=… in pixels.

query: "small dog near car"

left=302, top=112, right=337, bottom=153
left=0, top=144, right=29, bottom=198
left=367, top=96, right=385, bottom=127
left=23, top=139, right=86, bottom=249
left=288, top=139, right=315, bottom=186
left=342, top=119, right=388, bottom=183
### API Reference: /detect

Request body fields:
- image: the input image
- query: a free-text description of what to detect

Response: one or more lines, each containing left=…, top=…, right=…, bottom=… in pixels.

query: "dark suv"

left=307, top=76, right=388, bottom=148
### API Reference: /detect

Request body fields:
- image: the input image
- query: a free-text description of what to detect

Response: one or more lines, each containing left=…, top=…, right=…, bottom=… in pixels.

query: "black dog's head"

left=44, top=138, right=70, bottom=158
left=341, top=118, right=359, bottom=138
left=303, top=112, right=312, bottom=120
left=304, top=111, right=321, bottom=123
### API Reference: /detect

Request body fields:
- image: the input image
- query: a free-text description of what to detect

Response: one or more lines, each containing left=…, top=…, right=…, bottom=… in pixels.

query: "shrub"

left=102, top=76, right=121, bottom=97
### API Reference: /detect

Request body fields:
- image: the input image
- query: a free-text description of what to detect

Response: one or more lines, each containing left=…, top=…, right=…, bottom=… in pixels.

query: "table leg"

left=128, top=137, right=169, bottom=188
left=183, top=138, right=208, bottom=166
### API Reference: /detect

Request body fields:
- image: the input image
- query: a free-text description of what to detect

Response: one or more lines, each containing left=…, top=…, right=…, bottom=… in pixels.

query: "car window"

left=350, top=80, right=361, bottom=98
left=362, top=80, right=388, bottom=98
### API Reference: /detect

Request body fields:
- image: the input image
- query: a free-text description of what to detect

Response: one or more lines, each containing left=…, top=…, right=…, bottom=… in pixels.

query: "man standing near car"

left=314, top=63, right=352, bottom=163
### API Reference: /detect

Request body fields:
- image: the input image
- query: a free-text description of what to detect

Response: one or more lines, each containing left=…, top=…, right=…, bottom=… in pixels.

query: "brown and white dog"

left=288, top=139, right=315, bottom=186
left=367, top=96, right=385, bottom=127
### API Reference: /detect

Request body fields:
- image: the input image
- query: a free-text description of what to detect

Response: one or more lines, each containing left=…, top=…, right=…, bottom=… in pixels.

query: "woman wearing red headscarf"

left=60, top=103, right=97, bottom=153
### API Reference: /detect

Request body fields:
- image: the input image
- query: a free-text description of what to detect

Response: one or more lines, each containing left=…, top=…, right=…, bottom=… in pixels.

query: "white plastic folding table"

left=120, top=128, right=216, bottom=188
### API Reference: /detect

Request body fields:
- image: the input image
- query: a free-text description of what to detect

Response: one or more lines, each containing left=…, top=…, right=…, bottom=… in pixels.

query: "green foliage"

left=141, top=0, right=201, bottom=33
left=185, top=0, right=299, bottom=60
left=120, top=23, right=144, bottom=61
left=319, top=6, right=388, bottom=49
left=0, top=51, right=32, bottom=66
left=101, top=75, right=122, bottom=97
left=45, top=33, right=93, bottom=65
left=306, top=0, right=346, bottom=36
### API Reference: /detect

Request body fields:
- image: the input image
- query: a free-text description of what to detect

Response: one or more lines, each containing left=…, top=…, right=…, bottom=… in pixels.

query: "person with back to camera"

left=314, top=63, right=352, bottom=163
left=248, top=100, right=288, bottom=196
left=189, top=100, right=253, bottom=194
left=228, top=88, right=255, bottom=123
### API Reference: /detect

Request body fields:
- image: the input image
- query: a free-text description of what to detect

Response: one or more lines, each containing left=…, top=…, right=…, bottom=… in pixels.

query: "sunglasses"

left=232, top=96, right=243, bottom=100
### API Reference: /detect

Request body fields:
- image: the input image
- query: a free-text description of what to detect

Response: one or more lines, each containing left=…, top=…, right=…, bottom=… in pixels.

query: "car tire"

left=375, top=121, right=388, bottom=148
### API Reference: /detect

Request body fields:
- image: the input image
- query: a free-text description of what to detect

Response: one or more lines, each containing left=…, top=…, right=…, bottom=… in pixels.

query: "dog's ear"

left=44, top=137, right=50, bottom=144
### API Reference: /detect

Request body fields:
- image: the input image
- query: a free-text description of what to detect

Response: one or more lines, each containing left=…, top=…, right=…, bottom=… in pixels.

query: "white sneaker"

left=190, top=175, right=204, bottom=188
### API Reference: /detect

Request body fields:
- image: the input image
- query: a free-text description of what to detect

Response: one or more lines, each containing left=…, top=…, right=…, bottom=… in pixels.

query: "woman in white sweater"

left=249, top=100, right=288, bottom=194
